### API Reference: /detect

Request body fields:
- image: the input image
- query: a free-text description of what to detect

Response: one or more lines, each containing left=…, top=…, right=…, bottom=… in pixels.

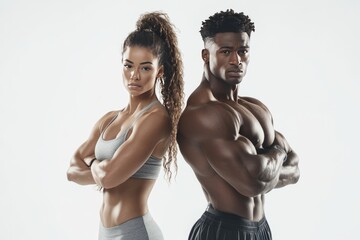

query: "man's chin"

left=226, top=77, right=243, bottom=85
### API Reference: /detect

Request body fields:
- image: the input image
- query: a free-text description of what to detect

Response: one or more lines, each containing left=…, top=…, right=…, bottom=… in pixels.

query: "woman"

left=67, top=12, right=184, bottom=240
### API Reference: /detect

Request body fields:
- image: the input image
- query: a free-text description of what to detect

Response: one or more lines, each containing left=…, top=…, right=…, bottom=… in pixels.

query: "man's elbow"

left=275, top=166, right=300, bottom=189
left=287, top=164, right=300, bottom=185
left=292, top=167, right=300, bottom=184
left=236, top=181, right=269, bottom=198
left=243, top=189, right=263, bottom=198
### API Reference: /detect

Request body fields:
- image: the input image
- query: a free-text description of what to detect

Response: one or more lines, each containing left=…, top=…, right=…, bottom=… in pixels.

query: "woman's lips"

left=128, top=83, right=141, bottom=89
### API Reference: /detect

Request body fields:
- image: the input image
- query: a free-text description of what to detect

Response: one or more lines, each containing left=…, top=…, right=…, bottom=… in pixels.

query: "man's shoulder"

left=181, top=99, right=230, bottom=122
left=184, top=88, right=234, bottom=114
left=179, top=98, right=238, bottom=140
left=239, top=96, right=268, bottom=110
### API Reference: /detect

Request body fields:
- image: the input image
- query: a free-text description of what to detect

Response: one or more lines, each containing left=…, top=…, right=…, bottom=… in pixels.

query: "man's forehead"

left=205, top=32, right=250, bottom=48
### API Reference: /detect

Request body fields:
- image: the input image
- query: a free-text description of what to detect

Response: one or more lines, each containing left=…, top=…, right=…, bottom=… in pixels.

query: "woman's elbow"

left=66, top=168, right=76, bottom=182
left=94, top=169, right=122, bottom=189
left=97, top=173, right=109, bottom=189
left=98, top=175, right=120, bottom=189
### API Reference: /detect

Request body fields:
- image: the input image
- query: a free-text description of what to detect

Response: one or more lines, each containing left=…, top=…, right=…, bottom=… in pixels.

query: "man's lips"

left=227, top=68, right=243, bottom=77
left=227, top=68, right=243, bottom=73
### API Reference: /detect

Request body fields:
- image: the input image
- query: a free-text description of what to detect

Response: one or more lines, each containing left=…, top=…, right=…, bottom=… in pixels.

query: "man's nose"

left=230, top=52, right=241, bottom=65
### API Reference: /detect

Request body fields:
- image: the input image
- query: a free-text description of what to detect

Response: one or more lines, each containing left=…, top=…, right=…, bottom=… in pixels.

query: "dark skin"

left=177, top=32, right=300, bottom=221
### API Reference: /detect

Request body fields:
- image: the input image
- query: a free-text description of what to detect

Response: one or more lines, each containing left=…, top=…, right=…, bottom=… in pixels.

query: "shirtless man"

left=177, top=9, right=300, bottom=240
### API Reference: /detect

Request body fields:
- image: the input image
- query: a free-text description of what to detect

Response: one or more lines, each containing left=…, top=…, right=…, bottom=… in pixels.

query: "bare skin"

left=177, top=32, right=300, bottom=221
left=67, top=46, right=170, bottom=227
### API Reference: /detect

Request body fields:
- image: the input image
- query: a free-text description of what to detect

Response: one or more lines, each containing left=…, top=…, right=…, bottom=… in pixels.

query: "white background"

left=1, top=0, right=359, bottom=239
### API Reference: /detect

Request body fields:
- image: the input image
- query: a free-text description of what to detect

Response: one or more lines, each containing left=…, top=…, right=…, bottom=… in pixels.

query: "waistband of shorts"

left=99, top=212, right=150, bottom=236
left=204, top=204, right=267, bottom=229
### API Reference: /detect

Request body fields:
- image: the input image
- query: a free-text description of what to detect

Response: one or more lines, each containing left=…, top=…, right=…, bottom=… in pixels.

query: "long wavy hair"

left=122, top=12, right=184, bottom=181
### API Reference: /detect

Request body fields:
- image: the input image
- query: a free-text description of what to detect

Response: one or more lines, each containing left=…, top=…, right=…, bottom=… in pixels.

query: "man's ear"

left=201, top=49, right=209, bottom=64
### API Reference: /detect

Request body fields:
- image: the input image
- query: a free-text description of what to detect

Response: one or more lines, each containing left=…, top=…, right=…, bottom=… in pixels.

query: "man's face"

left=204, top=32, right=250, bottom=85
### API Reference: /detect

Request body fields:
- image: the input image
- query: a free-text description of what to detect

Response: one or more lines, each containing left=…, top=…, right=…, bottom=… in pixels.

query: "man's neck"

left=202, top=68, right=239, bottom=102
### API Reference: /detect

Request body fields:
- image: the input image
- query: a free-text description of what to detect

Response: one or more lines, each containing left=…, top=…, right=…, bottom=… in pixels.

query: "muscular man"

left=177, top=9, right=300, bottom=240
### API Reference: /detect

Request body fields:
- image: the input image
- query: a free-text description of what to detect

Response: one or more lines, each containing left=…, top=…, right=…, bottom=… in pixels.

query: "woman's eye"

left=124, top=64, right=132, bottom=69
left=142, top=66, right=151, bottom=71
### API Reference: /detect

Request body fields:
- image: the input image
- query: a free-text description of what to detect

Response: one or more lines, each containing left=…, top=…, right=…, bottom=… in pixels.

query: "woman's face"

left=122, top=46, right=163, bottom=97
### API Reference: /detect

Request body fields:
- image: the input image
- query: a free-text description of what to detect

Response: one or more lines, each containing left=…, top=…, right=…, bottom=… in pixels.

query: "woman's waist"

left=101, top=188, right=149, bottom=213
left=100, top=199, right=148, bottom=228
left=99, top=179, right=154, bottom=227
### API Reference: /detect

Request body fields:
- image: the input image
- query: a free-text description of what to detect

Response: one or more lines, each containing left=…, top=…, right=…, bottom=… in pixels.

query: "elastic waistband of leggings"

left=99, top=212, right=151, bottom=236
left=204, top=204, right=267, bottom=229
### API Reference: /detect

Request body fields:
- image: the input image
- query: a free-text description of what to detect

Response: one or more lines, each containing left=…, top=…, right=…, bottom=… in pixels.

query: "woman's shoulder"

left=130, top=103, right=171, bottom=141
left=143, top=103, right=170, bottom=124
left=95, top=110, right=120, bottom=132
left=135, top=103, right=171, bottom=132
left=98, top=110, right=120, bottom=122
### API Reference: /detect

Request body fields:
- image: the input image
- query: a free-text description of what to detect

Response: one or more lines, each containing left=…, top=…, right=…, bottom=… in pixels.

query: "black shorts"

left=188, top=205, right=272, bottom=240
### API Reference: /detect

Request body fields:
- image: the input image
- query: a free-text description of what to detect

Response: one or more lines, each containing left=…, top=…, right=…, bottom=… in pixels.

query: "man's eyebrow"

left=218, top=46, right=233, bottom=51
left=240, top=45, right=250, bottom=48
left=219, top=45, right=250, bottom=50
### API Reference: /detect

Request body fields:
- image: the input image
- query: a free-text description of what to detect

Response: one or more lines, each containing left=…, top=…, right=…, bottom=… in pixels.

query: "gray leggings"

left=98, top=212, right=164, bottom=240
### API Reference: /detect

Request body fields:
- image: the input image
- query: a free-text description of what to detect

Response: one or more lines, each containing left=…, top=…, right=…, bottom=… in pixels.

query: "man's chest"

left=226, top=100, right=275, bottom=148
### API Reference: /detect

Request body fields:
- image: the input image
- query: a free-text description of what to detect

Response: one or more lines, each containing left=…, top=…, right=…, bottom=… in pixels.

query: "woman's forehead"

left=123, top=46, right=159, bottom=64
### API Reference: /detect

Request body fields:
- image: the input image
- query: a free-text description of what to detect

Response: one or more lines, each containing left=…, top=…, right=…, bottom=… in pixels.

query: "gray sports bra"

left=94, top=100, right=162, bottom=180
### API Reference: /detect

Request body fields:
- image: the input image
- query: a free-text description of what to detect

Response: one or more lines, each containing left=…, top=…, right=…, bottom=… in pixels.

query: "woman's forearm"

left=67, top=166, right=96, bottom=185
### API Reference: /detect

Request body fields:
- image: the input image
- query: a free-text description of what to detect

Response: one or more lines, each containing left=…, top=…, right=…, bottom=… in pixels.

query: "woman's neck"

left=126, top=91, right=158, bottom=114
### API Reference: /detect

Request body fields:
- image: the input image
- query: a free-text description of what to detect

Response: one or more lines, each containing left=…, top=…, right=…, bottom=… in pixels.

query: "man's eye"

left=222, top=50, right=230, bottom=54
left=239, top=49, right=248, bottom=55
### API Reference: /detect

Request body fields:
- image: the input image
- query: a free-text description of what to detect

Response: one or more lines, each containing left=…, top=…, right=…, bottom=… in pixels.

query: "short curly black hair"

left=200, top=9, right=255, bottom=41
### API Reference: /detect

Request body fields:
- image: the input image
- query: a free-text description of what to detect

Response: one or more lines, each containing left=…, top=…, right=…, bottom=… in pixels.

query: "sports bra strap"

left=127, top=100, right=160, bottom=130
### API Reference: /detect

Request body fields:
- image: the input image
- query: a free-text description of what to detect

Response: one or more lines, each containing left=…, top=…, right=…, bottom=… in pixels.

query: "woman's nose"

left=130, top=69, right=140, bottom=80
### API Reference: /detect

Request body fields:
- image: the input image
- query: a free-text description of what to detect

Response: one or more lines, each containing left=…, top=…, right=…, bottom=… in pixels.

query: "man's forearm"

left=257, top=145, right=286, bottom=182
left=255, top=145, right=287, bottom=193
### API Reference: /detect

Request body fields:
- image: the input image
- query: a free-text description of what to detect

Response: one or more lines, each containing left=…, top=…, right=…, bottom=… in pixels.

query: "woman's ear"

left=157, top=66, right=164, bottom=78
left=201, top=49, right=209, bottom=64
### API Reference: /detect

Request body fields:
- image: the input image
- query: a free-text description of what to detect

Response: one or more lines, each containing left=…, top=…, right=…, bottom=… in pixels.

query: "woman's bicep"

left=122, top=112, right=170, bottom=159
left=69, top=111, right=113, bottom=169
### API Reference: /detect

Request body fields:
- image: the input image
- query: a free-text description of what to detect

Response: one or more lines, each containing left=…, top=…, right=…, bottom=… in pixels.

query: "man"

left=177, top=9, right=300, bottom=240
